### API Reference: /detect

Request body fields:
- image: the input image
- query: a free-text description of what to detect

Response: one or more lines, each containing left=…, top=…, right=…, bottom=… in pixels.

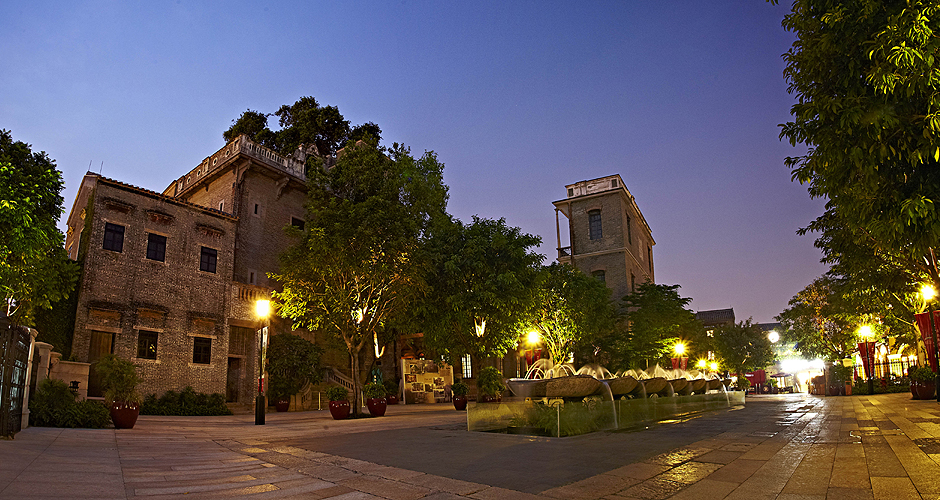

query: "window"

left=291, top=217, right=304, bottom=230
left=218, top=200, right=225, bottom=212
left=248, top=271, right=256, bottom=285
left=137, top=331, right=158, bottom=360
left=253, top=203, right=259, bottom=215
left=146, top=233, right=166, bottom=262
left=588, top=210, right=602, bottom=240
left=567, top=188, right=574, bottom=197
left=611, top=178, right=618, bottom=188
left=103, top=223, right=124, bottom=252
left=461, top=354, right=472, bottom=379
left=626, top=214, right=632, bottom=244
left=648, top=246, right=653, bottom=272
left=193, top=337, right=211, bottom=364
left=200, top=247, right=217, bottom=273
left=592, top=270, right=606, bottom=284
left=631, top=272, right=636, bottom=292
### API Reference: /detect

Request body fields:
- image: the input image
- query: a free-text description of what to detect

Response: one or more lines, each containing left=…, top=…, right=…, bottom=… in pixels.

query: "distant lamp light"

left=696, top=359, right=707, bottom=369
left=768, top=330, right=780, bottom=343
left=527, top=330, right=540, bottom=346
left=255, top=299, right=271, bottom=319
left=673, top=342, right=686, bottom=356
left=858, top=324, right=874, bottom=338
left=709, top=362, right=719, bottom=371
left=922, top=284, right=937, bottom=302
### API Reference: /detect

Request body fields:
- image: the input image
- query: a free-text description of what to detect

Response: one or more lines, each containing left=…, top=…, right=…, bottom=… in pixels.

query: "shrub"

left=29, top=378, right=110, bottom=428
left=477, top=366, right=505, bottom=397
left=93, top=354, right=141, bottom=405
left=363, top=382, right=386, bottom=399
left=910, top=366, right=935, bottom=383
left=383, top=379, right=399, bottom=396
left=326, top=386, right=348, bottom=402
left=140, top=386, right=232, bottom=416
left=451, top=381, right=469, bottom=397
left=266, top=333, right=323, bottom=402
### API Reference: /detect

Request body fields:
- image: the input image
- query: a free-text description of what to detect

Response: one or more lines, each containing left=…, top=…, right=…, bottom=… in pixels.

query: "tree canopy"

left=0, top=130, right=78, bottom=324
left=529, top=263, right=618, bottom=364
left=413, top=215, right=543, bottom=362
left=712, top=320, right=776, bottom=376
left=223, top=96, right=382, bottom=158
left=271, top=141, right=447, bottom=413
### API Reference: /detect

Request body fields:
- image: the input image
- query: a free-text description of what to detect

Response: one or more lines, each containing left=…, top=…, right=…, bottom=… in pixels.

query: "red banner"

left=744, top=369, right=766, bottom=384
left=671, top=357, right=688, bottom=370
left=915, top=311, right=940, bottom=371
left=857, top=341, right=875, bottom=378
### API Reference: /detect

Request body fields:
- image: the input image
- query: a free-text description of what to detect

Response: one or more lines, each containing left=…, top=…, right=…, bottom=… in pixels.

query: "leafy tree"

left=712, top=319, right=776, bottom=376
left=266, top=332, right=323, bottom=402
left=599, top=281, right=702, bottom=371
left=779, top=1, right=940, bottom=289
left=223, top=96, right=382, bottom=159
left=414, top=216, right=543, bottom=362
left=529, top=263, right=618, bottom=364
left=0, top=130, right=79, bottom=324
left=271, top=141, right=447, bottom=414
left=776, top=276, right=866, bottom=361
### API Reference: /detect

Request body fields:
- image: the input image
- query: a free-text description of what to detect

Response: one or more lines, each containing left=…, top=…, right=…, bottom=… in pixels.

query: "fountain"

left=472, top=361, right=745, bottom=437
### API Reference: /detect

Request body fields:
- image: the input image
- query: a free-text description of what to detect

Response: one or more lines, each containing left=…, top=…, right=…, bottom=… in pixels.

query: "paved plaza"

left=2, top=392, right=940, bottom=499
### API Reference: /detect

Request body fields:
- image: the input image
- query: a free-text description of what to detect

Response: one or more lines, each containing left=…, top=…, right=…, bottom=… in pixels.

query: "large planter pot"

left=914, top=380, right=936, bottom=400
left=366, top=397, right=387, bottom=417
left=386, top=394, right=399, bottom=405
left=110, top=402, right=140, bottom=429
left=329, top=400, right=350, bottom=420
left=453, top=395, right=467, bottom=410
left=275, top=399, right=290, bottom=412
left=828, top=385, right=842, bottom=396
left=912, top=381, right=919, bottom=399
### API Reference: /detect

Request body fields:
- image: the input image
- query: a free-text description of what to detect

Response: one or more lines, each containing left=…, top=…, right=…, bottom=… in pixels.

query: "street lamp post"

left=255, top=299, right=271, bottom=425
left=922, top=285, right=940, bottom=402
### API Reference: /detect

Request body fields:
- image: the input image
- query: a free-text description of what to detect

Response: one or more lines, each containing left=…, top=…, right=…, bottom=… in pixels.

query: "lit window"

left=588, top=210, right=602, bottom=240
left=200, top=247, right=217, bottom=273
left=103, top=223, right=124, bottom=252
left=146, top=233, right=166, bottom=262
left=137, top=331, right=158, bottom=360
left=193, top=337, right=211, bottom=364
left=461, top=354, right=472, bottom=379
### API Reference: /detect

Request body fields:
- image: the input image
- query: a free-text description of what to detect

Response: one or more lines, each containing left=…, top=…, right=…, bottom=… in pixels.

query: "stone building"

left=552, top=174, right=655, bottom=303
left=64, top=135, right=312, bottom=403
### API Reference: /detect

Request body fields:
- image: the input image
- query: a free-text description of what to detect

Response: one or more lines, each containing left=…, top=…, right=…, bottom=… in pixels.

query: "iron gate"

left=0, top=320, right=31, bottom=438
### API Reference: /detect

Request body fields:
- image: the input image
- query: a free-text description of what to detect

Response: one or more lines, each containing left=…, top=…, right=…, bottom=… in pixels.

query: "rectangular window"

left=592, top=270, right=606, bottom=284
left=193, top=337, right=211, bottom=364
left=626, top=214, right=632, bottom=244
left=631, top=272, right=636, bottom=292
left=588, top=210, right=602, bottom=240
left=291, top=217, right=304, bottom=230
left=253, top=203, right=259, bottom=215
left=461, top=354, right=473, bottom=379
left=137, top=331, right=158, bottom=359
left=648, top=246, right=653, bottom=272
left=146, top=233, right=166, bottom=262
left=200, top=247, right=217, bottom=273
left=611, top=178, right=618, bottom=188
left=103, top=223, right=124, bottom=252
left=249, top=271, right=256, bottom=285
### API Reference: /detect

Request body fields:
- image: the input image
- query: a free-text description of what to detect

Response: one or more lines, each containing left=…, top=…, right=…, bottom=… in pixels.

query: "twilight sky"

left=0, top=1, right=827, bottom=323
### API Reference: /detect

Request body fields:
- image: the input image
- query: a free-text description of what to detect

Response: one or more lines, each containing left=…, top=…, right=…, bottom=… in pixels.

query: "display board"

left=402, top=359, right=453, bottom=404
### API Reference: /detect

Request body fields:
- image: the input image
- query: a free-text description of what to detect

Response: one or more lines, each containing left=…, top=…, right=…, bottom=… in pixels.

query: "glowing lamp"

left=922, top=284, right=937, bottom=302
left=857, top=324, right=874, bottom=338
left=709, top=362, right=719, bottom=371
left=768, top=330, right=779, bottom=343
left=696, top=359, right=707, bottom=369
left=255, top=299, right=270, bottom=319
left=527, top=330, right=540, bottom=345
left=673, top=342, right=686, bottom=356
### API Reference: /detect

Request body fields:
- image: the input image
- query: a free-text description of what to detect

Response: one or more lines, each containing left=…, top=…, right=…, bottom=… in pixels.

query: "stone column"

left=20, top=330, right=41, bottom=430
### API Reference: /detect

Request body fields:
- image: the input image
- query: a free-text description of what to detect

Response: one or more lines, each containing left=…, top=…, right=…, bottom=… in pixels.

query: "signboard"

left=402, top=359, right=453, bottom=404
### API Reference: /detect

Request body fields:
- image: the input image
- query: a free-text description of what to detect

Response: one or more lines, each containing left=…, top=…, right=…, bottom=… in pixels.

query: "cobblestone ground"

left=2, top=392, right=939, bottom=499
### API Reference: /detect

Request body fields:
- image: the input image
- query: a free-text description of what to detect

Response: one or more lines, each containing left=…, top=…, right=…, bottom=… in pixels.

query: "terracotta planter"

left=366, top=397, right=387, bottom=417
left=453, top=395, right=467, bottom=410
left=912, top=381, right=919, bottom=399
left=275, top=399, right=290, bottom=412
left=110, top=402, right=140, bottom=429
left=386, top=394, right=399, bottom=405
left=914, top=380, right=936, bottom=400
left=329, top=400, right=350, bottom=420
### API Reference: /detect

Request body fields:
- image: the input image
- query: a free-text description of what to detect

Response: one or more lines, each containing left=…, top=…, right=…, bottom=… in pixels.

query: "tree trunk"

left=349, top=348, right=362, bottom=416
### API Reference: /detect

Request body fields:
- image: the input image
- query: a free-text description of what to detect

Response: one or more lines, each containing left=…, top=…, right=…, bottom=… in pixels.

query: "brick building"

left=64, top=135, right=313, bottom=403
left=552, top=174, right=655, bottom=304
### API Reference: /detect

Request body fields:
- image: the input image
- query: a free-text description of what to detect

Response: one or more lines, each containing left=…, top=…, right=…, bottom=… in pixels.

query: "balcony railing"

left=557, top=246, right=571, bottom=258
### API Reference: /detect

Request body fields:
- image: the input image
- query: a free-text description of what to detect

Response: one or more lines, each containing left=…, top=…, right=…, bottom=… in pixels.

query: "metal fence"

left=0, top=321, right=32, bottom=438
left=852, top=358, right=918, bottom=381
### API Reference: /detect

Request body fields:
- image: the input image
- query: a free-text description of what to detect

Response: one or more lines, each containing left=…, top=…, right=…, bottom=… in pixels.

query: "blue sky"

left=1, top=1, right=826, bottom=323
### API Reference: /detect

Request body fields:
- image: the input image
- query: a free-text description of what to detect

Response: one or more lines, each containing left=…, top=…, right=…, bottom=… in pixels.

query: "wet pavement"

left=1, top=392, right=940, bottom=499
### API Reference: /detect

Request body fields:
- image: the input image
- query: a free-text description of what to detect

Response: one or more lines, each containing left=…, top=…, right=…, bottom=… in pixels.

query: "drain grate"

left=914, top=438, right=940, bottom=454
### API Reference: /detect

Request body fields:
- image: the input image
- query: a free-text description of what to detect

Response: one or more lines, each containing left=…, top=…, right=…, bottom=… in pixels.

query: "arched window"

left=588, top=210, right=602, bottom=240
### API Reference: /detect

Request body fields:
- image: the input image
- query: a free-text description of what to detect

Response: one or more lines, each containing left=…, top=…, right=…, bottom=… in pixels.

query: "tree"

left=0, top=130, right=79, bottom=324
left=529, top=263, right=618, bottom=364
left=413, top=216, right=543, bottom=362
left=712, top=319, right=776, bottom=377
left=598, top=281, right=702, bottom=371
left=776, top=276, right=865, bottom=361
left=780, top=1, right=940, bottom=289
left=223, top=97, right=382, bottom=159
left=271, top=141, right=447, bottom=414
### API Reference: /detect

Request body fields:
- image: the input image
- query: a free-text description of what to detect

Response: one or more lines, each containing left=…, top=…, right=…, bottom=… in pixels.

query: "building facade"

left=552, top=174, right=655, bottom=303
left=64, top=135, right=312, bottom=403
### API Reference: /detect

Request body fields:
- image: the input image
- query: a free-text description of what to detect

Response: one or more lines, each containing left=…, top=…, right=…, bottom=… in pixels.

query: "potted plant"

left=910, top=366, right=936, bottom=400
left=830, top=364, right=853, bottom=396
left=451, top=381, right=469, bottom=410
left=363, top=382, right=387, bottom=417
left=326, top=386, right=350, bottom=420
left=266, top=333, right=323, bottom=412
left=94, top=354, right=142, bottom=429
left=736, top=375, right=751, bottom=394
left=383, top=379, right=399, bottom=405
left=476, top=366, right=505, bottom=403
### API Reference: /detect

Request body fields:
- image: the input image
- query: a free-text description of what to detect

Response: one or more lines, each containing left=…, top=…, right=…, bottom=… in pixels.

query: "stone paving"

left=2, top=392, right=940, bottom=499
